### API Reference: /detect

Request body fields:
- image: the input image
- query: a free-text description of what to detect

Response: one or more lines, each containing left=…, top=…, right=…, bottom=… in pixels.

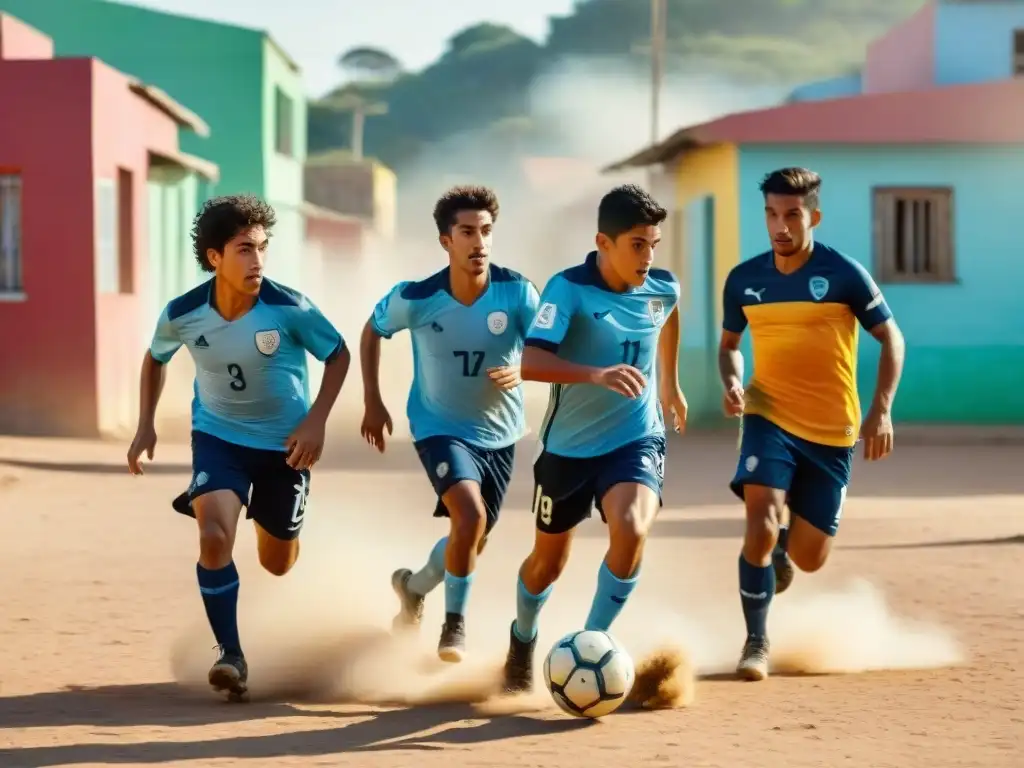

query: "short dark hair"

left=191, top=194, right=277, bottom=272
left=597, top=184, right=667, bottom=240
left=432, top=185, right=499, bottom=235
left=759, top=167, right=822, bottom=209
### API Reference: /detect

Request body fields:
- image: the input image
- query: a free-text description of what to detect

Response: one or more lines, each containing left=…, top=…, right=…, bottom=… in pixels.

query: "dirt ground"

left=0, top=429, right=1021, bottom=768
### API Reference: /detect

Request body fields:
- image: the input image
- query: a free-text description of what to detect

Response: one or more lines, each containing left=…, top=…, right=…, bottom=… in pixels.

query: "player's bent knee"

left=787, top=518, right=832, bottom=573
left=742, top=486, right=783, bottom=560
left=603, top=484, right=659, bottom=546
left=443, top=483, right=488, bottom=542
left=257, top=538, right=299, bottom=576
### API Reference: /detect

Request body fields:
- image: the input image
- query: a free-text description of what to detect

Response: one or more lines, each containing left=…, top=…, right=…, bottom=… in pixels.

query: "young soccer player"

left=500, top=184, right=687, bottom=693
left=719, top=167, right=905, bottom=680
left=359, top=185, right=538, bottom=662
left=126, top=195, right=350, bottom=701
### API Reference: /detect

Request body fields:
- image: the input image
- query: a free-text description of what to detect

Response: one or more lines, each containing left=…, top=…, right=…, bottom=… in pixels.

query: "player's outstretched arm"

left=359, top=318, right=394, bottom=452
left=657, top=305, right=688, bottom=432
left=718, top=331, right=745, bottom=417
left=128, top=306, right=182, bottom=475
left=860, top=318, right=905, bottom=461
left=719, top=270, right=748, bottom=417
left=127, top=351, right=166, bottom=475
left=848, top=259, right=904, bottom=461
left=285, top=342, right=351, bottom=470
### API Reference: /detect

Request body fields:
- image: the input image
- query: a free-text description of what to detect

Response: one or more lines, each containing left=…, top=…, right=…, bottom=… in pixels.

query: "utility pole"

left=650, top=0, right=666, bottom=145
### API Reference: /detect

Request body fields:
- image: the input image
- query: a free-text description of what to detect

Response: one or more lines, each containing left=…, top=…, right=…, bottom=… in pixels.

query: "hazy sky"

left=123, top=0, right=577, bottom=96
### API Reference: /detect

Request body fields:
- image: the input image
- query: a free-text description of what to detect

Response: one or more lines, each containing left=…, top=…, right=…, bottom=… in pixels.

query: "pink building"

left=0, top=14, right=218, bottom=437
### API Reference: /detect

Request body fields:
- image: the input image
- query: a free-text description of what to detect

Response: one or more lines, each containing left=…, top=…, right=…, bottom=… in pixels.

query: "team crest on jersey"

left=647, top=299, right=665, bottom=325
left=254, top=329, right=281, bottom=356
left=487, top=310, right=509, bottom=335
left=534, top=302, right=556, bottom=329
left=808, top=276, right=829, bottom=301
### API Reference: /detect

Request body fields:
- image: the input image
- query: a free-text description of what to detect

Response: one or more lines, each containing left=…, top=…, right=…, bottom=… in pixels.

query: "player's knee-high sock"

left=584, top=560, right=639, bottom=632
left=197, top=562, right=242, bottom=655
left=444, top=570, right=473, bottom=617
left=776, top=525, right=790, bottom=553
left=408, top=536, right=447, bottom=596
left=738, top=554, right=775, bottom=639
left=512, top=576, right=552, bottom=642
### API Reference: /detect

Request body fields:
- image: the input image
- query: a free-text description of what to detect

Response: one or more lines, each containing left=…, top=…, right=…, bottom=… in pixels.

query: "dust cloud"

left=167, top=60, right=962, bottom=712
left=313, top=58, right=784, bottom=433
left=169, top=511, right=963, bottom=712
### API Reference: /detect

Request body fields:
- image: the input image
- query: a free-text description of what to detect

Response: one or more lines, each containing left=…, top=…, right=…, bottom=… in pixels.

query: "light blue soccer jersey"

left=527, top=251, right=681, bottom=458
left=149, top=278, right=344, bottom=451
left=371, top=264, right=539, bottom=450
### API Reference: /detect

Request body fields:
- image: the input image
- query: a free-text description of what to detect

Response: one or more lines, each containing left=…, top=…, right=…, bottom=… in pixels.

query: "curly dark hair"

left=190, top=194, right=277, bottom=272
left=597, top=184, right=667, bottom=240
left=759, top=167, right=822, bottom=210
left=432, top=185, right=499, bottom=235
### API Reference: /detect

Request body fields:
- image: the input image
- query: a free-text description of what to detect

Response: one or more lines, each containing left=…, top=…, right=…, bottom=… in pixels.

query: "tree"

left=320, top=84, right=388, bottom=161
left=337, top=46, right=402, bottom=84
left=309, top=0, right=929, bottom=170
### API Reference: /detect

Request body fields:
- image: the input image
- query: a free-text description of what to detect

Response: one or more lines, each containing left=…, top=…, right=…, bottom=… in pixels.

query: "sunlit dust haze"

left=170, top=59, right=965, bottom=712
left=169, top=513, right=964, bottom=712
left=315, top=58, right=784, bottom=434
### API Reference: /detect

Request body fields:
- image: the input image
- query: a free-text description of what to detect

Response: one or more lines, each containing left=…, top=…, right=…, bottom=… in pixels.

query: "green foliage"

left=308, top=0, right=928, bottom=173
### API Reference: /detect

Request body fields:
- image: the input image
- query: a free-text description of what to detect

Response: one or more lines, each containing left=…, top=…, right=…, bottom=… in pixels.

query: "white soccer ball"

left=543, top=629, right=635, bottom=718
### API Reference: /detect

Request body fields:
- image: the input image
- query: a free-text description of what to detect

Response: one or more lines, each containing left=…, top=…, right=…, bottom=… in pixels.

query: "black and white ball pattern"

left=543, top=629, right=635, bottom=718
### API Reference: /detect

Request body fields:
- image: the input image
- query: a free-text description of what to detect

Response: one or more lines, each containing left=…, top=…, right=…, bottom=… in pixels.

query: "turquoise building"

left=609, top=0, right=1024, bottom=425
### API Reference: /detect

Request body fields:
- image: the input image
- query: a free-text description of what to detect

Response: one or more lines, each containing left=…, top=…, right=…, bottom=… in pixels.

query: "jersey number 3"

left=453, top=350, right=485, bottom=377
left=227, top=363, right=246, bottom=391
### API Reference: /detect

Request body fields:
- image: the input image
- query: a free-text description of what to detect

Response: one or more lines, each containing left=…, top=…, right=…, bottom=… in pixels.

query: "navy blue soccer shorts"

left=532, top=435, right=666, bottom=535
left=171, top=430, right=310, bottom=542
left=729, top=414, right=853, bottom=536
left=414, top=436, right=516, bottom=535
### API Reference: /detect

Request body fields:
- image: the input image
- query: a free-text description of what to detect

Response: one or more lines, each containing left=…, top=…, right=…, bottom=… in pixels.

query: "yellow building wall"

left=673, top=143, right=739, bottom=329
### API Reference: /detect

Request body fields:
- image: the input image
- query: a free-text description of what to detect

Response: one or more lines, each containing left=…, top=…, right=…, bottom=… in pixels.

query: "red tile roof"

left=606, top=79, right=1024, bottom=170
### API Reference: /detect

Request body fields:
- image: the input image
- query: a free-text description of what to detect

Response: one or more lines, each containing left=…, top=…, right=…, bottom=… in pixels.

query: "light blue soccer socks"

left=584, top=560, right=639, bottom=632
left=197, top=561, right=242, bottom=655
left=739, top=554, right=775, bottom=639
left=444, top=570, right=474, bottom=617
left=512, top=576, right=553, bottom=642
left=407, top=536, right=447, bottom=596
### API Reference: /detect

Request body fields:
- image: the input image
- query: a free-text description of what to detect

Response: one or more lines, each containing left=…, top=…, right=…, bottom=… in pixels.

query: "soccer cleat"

left=773, top=546, right=795, bottom=595
left=437, top=613, right=467, bottom=662
left=208, top=647, right=249, bottom=701
left=736, top=635, right=770, bottom=681
left=502, top=621, right=536, bottom=694
left=390, top=568, right=425, bottom=630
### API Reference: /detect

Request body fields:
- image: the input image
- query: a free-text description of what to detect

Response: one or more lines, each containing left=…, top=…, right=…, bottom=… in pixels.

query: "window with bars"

left=275, top=87, right=294, bottom=157
left=0, top=174, right=22, bottom=295
left=872, top=187, right=955, bottom=283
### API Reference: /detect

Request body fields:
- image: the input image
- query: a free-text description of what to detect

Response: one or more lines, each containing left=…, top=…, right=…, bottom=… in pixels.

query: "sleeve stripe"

left=323, top=338, right=346, bottom=363
left=369, top=315, right=392, bottom=339
left=525, top=338, right=559, bottom=354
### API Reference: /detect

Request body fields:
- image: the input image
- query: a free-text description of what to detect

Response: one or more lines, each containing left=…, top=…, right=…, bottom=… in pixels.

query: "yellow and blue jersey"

left=149, top=278, right=345, bottom=451
left=371, top=264, right=539, bottom=450
left=722, top=243, right=892, bottom=448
